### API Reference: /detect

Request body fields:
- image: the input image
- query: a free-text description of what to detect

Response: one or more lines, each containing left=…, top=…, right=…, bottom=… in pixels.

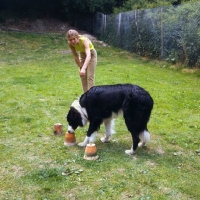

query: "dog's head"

left=66, top=100, right=88, bottom=133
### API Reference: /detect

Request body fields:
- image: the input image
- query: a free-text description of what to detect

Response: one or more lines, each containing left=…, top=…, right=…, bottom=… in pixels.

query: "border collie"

left=66, top=84, right=154, bottom=155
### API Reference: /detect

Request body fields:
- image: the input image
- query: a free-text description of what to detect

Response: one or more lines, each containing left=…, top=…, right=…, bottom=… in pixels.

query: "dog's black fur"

left=66, top=84, right=154, bottom=155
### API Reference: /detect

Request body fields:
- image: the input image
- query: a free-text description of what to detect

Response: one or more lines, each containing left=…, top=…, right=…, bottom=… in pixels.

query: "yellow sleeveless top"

left=73, top=35, right=94, bottom=52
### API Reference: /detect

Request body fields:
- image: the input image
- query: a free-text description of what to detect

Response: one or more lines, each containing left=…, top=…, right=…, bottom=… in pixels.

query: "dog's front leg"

left=78, top=131, right=98, bottom=147
left=78, top=136, right=90, bottom=147
left=78, top=119, right=101, bottom=147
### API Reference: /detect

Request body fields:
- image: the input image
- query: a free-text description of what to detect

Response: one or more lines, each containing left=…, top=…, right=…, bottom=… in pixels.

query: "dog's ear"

left=67, top=107, right=76, bottom=120
left=67, top=107, right=83, bottom=127
left=70, top=107, right=80, bottom=118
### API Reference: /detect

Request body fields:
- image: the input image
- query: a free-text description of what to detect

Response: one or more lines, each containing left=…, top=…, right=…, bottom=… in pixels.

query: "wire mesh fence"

left=92, top=2, right=200, bottom=68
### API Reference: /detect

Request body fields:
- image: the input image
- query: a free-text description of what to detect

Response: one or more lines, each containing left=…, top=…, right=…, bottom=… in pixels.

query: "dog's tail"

left=139, top=130, right=150, bottom=145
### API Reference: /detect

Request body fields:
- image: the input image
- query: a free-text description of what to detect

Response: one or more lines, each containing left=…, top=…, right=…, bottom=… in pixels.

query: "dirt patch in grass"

left=0, top=17, right=106, bottom=45
left=1, top=17, right=73, bottom=34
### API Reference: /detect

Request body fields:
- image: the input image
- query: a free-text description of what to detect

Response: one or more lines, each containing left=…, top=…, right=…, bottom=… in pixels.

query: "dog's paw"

left=138, top=142, right=146, bottom=147
left=78, top=142, right=87, bottom=147
left=125, top=149, right=135, bottom=155
left=100, top=136, right=110, bottom=143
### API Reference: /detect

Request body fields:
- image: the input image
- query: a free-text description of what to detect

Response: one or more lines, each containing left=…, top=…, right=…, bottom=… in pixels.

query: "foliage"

left=60, top=0, right=126, bottom=21
left=0, top=0, right=62, bottom=19
left=0, top=0, right=125, bottom=20
left=113, top=0, right=200, bottom=13
left=0, top=0, right=199, bottom=21
left=0, top=30, right=200, bottom=199
left=94, top=2, right=200, bottom=68
left=162, top=2, right=200, bottom=67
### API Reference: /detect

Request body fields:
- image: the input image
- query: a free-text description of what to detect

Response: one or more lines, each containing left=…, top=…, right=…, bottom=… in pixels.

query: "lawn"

left=0, top=31, right=199, bottom=200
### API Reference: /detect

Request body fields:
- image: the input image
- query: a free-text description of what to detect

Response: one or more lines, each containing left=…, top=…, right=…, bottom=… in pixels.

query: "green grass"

left=0, top=31, right=200, bottom=200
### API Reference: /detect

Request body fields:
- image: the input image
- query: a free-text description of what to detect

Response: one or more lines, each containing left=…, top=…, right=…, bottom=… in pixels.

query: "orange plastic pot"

left=83, top=143, right=99, bottom=160
left=53, top=123, right=63, bottom=136
left=85, top=143, right=97, bottom=157
left=64, top=132, right=76, bottom=146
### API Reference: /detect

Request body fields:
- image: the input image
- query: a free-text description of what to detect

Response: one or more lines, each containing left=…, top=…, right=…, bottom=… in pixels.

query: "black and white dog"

left=66, top=84, right=154, bottom=155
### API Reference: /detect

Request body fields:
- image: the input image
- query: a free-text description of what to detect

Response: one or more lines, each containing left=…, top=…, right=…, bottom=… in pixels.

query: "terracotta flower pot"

left=83, top=143, right=99, bottom=160
left=64, top=132, right=76, bottom=146
left=53, top=123, right=63, bottom=136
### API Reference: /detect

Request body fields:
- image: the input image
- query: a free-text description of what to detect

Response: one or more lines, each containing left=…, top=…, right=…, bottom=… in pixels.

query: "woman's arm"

left=69, top=43, right=82, bottom=68
left=79, top=39, right=91, bottom=76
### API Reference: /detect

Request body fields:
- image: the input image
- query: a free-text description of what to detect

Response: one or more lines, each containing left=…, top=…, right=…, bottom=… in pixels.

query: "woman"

left=66, top=29, right=97, bottom=93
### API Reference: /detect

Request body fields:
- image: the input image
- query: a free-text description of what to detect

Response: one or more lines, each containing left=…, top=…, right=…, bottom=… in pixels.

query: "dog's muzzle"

left=68, top=125, right=75, bottom=133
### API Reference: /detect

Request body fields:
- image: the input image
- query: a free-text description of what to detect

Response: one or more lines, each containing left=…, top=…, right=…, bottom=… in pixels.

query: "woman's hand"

left=79, top=68, right=86, bottom=76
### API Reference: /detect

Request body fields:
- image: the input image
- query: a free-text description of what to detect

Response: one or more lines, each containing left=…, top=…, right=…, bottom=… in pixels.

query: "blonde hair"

left=66, top=29, right=79, bottom=39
